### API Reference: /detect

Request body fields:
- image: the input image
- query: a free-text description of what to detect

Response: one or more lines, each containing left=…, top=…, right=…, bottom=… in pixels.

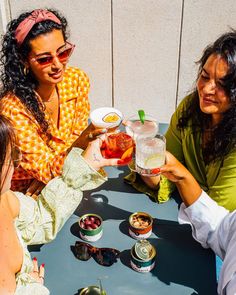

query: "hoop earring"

left=23, top=67, right=29, bottom=76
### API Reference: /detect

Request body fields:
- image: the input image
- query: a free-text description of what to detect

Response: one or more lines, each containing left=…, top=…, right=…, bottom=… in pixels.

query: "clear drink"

left=125, top=114, right=158, bottom=141
left=135, top=133, right=166, bottom=176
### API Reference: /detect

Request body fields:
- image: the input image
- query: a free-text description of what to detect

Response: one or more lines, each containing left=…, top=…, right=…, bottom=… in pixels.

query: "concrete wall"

left=1, top=0, right=236, bottom=123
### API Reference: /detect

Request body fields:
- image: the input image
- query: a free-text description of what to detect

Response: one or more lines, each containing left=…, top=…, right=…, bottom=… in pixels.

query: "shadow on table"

left=28, top=244, right=44, bottom=252
left=73, top=164, right=181, bottom=222
left=85, top=165, right=147, bottom=196
left=119, top=218, right=217, bottom=295
left=71, top=193, right=133, bottom=238
left=73, top=191, right=132, bottom=221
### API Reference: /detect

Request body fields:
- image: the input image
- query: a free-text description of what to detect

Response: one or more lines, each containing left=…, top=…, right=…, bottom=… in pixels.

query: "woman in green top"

left=126, top=30, right=236, bottom=211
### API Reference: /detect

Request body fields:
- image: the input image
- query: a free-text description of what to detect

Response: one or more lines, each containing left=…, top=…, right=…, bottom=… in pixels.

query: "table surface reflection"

left=30, top=125, right=217, bottom=295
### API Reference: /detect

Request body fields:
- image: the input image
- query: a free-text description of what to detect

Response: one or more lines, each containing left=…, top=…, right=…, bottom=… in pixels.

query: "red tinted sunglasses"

left=30, top=42, right=75, bottom=66
left=74, top=241, right=120, bottom=267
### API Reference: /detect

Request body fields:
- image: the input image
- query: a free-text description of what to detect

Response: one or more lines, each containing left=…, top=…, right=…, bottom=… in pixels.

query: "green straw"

left=138, top=109, right=145, bottom=124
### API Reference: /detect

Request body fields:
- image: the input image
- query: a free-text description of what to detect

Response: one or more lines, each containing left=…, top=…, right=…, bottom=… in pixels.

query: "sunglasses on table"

left=74, top=241, right=120, bottom=267
left=30, top=41, right=75, bottom=66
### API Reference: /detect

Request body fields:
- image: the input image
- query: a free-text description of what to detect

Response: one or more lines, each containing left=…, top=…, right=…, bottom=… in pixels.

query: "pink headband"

left=15, top=9, right=61, bottom=46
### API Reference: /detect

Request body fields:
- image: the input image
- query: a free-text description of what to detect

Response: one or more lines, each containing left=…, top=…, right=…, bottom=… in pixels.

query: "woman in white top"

left=161, top=152, right=236, bottom=295
left=0, top=114, right=118, bottom=294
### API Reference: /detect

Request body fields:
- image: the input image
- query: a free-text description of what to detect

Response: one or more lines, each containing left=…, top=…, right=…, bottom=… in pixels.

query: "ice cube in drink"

left=101, top=131, right=134, bottom=164
left=125, top=115, right=158, bottom=141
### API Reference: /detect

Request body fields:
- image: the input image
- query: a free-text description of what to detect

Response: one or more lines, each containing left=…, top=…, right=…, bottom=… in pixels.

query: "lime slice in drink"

left=144, top=154, right=163, bottom=168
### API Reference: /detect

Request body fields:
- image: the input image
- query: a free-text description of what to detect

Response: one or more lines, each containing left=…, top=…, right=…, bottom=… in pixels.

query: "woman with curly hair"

left=0, top=9, right=104, bottom=198
left=126, top=30, right=236, bottom=211
left=0, top=114, right=118, bottom=294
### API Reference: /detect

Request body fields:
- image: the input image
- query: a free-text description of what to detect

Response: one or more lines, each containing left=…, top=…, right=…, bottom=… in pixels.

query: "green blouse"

left=14, top=148, right=106, bottom=294
left=125, top=94, right=236, bottom=211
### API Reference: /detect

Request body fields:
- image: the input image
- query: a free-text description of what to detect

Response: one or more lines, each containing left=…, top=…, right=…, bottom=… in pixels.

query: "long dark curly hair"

left=0, top=9, right=69, bottom=135
left=178, top=30, right=236, bottom=163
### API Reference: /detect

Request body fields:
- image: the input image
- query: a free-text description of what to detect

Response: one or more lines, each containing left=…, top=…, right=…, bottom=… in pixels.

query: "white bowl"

left=90, top=107, right=123, bottom=129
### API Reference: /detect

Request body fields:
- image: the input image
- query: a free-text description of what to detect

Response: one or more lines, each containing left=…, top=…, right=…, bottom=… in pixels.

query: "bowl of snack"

left=78, top=214, right=103, bottom=242
left=129, top=212, right=153, bottom=239
left=90, top=107, right=123, bottom=129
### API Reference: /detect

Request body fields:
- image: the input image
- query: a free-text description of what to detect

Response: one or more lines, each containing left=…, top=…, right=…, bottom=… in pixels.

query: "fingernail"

left=33, top=257, right=37, bottom=261
left=101, top=129, right=107, bottom=133
left=151, top=168, right=160, bottom=174
left=42, top=263, right=45, bottom=268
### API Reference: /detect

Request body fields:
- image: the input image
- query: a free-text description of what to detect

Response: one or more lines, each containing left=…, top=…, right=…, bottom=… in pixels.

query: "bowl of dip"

left=90, top=107, right=123, bottom=129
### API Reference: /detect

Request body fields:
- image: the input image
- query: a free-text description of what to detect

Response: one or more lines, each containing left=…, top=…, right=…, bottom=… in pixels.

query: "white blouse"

left=13, top=148, right=106, bottom=294
left=179, top=190, right=236, bottom=295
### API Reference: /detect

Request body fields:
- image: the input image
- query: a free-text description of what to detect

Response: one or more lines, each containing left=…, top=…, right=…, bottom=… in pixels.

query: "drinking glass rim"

left=126, top=114, right=158, bottom=122
left=136, top=132, right=166, bottom=143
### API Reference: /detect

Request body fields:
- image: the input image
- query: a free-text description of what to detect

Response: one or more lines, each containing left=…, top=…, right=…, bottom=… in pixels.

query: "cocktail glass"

left=125, top=114, right=158, bottom=141
left=135, top=133, right=166, bottom=176
left=101, top=130, right=134, bottom=164
left=124, top=114, right=158, bottom=171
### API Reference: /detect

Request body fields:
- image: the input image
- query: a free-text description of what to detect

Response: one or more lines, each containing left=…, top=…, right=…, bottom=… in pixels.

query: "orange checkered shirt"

left=0, top=67, right=90, bottom=192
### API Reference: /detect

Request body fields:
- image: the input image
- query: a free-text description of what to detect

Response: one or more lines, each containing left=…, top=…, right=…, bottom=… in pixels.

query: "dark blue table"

left=31, top=124, right=217, bottom=295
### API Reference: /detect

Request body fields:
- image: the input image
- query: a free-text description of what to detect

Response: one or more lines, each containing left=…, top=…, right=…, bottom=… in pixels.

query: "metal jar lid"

left=134, top=239, right=154, bottom=261
left=79, top=285, right=106, bottom=295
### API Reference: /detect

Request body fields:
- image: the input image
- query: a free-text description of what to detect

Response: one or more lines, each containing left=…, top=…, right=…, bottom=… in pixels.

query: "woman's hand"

left=29, top=257, right=45, bottom=285
left=160, top=151, right=202, bottom=207
left=71, top=123, right=106, bottom=150
left=160, top=151, right=189, bottom=183
left=140, top=152, right=186, bottom=189
left=82, top=136, right=120, bottom=171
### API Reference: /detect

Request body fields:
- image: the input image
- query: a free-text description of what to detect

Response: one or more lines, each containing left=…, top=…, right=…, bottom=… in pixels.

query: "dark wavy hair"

left=0, top=115, right=16, bottom=193
left=178, top=30, right=236, bottom=163
left=0, top=9, right=69, bottom=136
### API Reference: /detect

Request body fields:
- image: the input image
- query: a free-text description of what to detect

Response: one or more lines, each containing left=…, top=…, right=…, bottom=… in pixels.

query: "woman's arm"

left=160, top=151, right=202, bottom=206
left=0, top=266, right=15, bottom=295
left=14, top=281, right=49, bottom=295
left=15, top=139, right=118, bottom=245
left=160, top=151, right=230, bottom=257
left=68, top=123, right=106, bottom=151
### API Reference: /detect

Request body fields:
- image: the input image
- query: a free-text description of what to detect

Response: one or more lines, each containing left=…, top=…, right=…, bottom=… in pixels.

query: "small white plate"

left=90, top=107, right=123, bottom=129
